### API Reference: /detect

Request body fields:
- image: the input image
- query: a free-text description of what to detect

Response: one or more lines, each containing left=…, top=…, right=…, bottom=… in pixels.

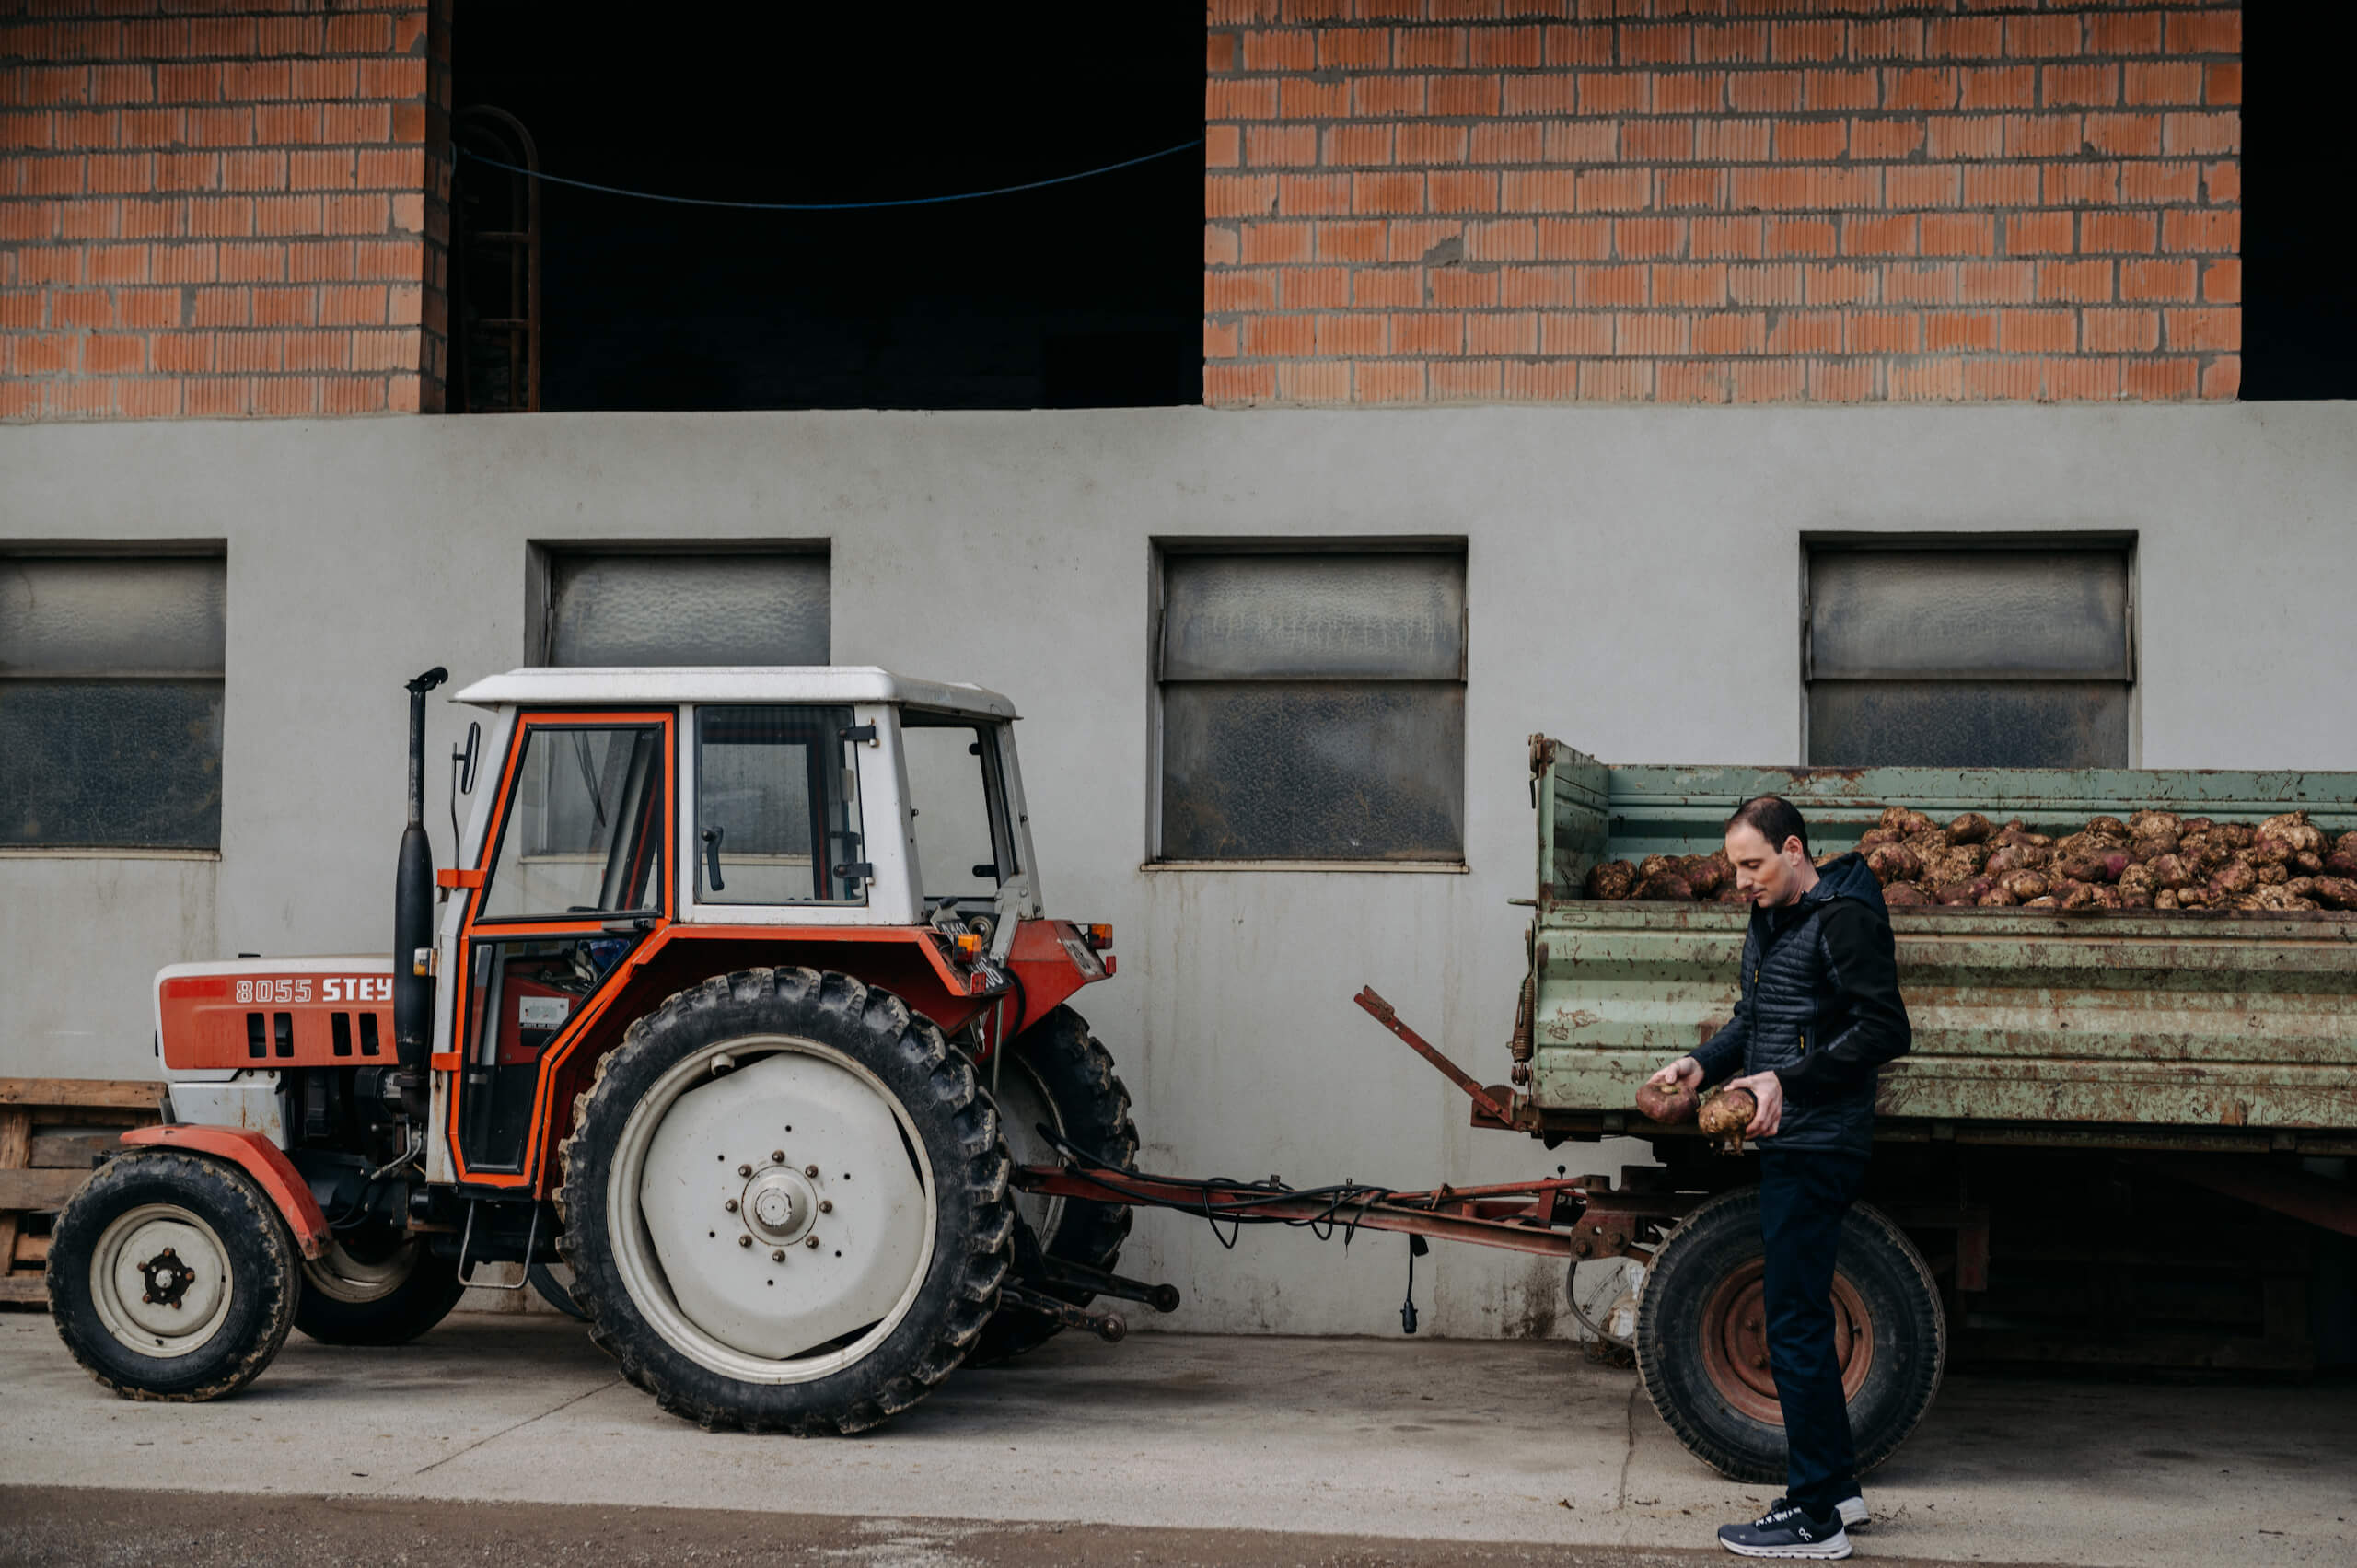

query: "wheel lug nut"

left=771, top=1150, right=785, bottom=1164
left=804, top=1165, right=819, bottom=1179
left=818, top=1200, right=832, bottom=1214
left=738, top=1164, right=752, bottom=1178
left=737, top=1235, right=753, bottom=1248
left=805, top=1237, right=819, bottom=1249
left=772, top=1249, right=785, bottom=1262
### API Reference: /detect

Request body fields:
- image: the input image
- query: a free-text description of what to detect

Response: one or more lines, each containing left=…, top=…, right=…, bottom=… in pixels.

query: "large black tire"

left=555, top=967, right=1014, bottom=1434
left=295, top=1224, right=466, bottom=1345
left=47, top=1149, right=299, bottom=1402
left=970, top=1005, right=1138, bottom=1365
left=1635, top=1187, right=1945, bottom=1485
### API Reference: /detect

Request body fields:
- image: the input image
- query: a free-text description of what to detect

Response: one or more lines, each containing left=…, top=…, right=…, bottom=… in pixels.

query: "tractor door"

left=447, top=711, right=674, bottom=1181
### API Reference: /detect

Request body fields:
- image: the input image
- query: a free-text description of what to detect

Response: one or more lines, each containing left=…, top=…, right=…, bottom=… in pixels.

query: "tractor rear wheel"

left=46, top=1150, right=299, bottom=1401
left=1634, top=1186, right=1945, bottom=1485
left=556, top=967, right=1013, bottom=1434
left=295, top=1223, right=466, bottom=1345
left=970, top=1005, right=1137, bottom=1365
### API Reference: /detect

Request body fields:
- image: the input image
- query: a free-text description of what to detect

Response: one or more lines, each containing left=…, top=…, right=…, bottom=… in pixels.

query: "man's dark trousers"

left=1759, top=1148, right=1869, bottom=1517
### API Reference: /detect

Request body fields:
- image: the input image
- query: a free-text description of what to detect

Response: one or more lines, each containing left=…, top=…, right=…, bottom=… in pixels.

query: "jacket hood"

left=1804, top=850, right=1888, bottom=913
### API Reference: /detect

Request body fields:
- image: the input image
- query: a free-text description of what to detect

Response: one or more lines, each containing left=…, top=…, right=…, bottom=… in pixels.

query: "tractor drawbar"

left=391, top=666, right=447, bottom=1119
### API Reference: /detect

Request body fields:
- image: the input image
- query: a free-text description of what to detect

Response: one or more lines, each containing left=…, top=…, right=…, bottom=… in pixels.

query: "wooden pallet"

left=0, top=1079, right=166, bottom=1306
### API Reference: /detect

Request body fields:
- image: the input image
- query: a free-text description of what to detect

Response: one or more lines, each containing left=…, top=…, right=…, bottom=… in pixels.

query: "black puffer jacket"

left=1690, top=852, right=1912, bottom=1156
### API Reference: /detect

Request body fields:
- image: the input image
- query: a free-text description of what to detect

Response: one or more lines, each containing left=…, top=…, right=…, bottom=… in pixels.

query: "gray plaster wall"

left=5, top=404, right=2354, bottom=1337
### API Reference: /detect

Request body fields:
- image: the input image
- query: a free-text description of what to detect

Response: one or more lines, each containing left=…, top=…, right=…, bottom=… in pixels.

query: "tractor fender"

left=118, top=1124, right=332, bottom=1260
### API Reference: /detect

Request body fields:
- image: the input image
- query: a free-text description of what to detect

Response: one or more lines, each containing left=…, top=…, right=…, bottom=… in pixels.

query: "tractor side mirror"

left=452, top=721, right=482, bottom=796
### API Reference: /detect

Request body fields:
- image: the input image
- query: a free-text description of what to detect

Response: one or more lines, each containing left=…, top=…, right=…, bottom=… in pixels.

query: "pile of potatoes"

left=1584, top=807, right=2357, bottom=913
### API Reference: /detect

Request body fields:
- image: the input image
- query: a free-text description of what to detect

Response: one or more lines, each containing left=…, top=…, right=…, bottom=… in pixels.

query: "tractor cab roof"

left=452, top=667, right=1018, bottom=719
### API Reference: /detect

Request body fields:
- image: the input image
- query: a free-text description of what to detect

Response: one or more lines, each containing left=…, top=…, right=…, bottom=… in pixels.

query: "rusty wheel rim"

left=1697, top=1260, right=1875, bottom=1424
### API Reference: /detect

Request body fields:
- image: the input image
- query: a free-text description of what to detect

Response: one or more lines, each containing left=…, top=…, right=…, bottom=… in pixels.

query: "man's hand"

left=1728, top=1071, right=1784, bottom=1137
left=1648, top=1056, right=1703, bottom=1093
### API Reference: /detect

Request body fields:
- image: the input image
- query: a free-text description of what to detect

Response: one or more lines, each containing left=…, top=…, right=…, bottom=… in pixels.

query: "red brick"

left=1434, top=74, right=1505, bottom=117
left=1728, top=263, right=1804, bottom=306
left=1656, top=72, right=1724, bottom=115
left=2042, top=356, right=2120, bottom=401
left=1803, top=69, right=1878, bottom=111
left=1884, top=66, right=1957, bottom=112
left=1922, top=213, right=1993, bottom=257
left=1428, top=266, right=1495, bottom=308
left=1204, top=125, right=1240, bottom=168
left=1622, top=22, right=1693, bottom=67
left=1659, top=168, right=1726, bottom=211
left=2082, top=213, right=2155, bottom=254
left=2205, top=63, right=2242, bottom=107
left=1502, top=359, right=1580, bottom=400
left=2083, top=308, right=2159, bottom=353
left=1351, top=267, right=1417, bottom=309
left=1428, top=358, right=1501, bottom=401
left=153, top=331, right=215, bottom=371
left=2005, top=210, right=2074, bottom=255
left=1625, top=117, right=1696, bottom=161
left=1207, top=175, right=1279, bottom=218
left=1852, top=117, right=1922, bottom=160
left=1691, top=22, right=1770, bottom=66
left=1207, top=79, right=1279, bottom=120
left=1926, top=116, right=2002, bottom=160
left=1207, top=30, right=1237, bottom=73
left=2124, top=61, right=2201, bottom=107
left=1691, top=216, right=1762, bottom=258
left=1958, top=65, right=2035, bottom=110
left=1616, top=217, right=1682, bottom=258
left=1888, top=355, right=1965, bottom=401
left=1810, top=358, right=1875, bottom=401
left=1886, top=164, right=1960, bottom=210
left=1396, top=122, right=1467, bottom=167
left=1574, top=265, right=1647, bottom=308
left=2164, top=111, right=2237, bottom=157
left=1774, top=119, right=1846, bottom=162
left=2037, top=259, right=2111, bottom=303
left=2161, top=208, right=2236, bottom=254
left=1653, top=262, right=1726, bottom=307
left=1275, top=360, right=1348, bottom=402
left=1731, top=358, right=1806, bottom=402
left=2004, top=15, right=2081, bottom=58
left=1534, top=216, right=1611, bottom=260
left=1854, top=19, right=1923, bottom=63
left=1430, top=169, right=1495, bottom=214
left=1240, top=221, right=1313, bottom=263
left=1465, top=311, right=1537, bottom=355
left=1805, top=263, right=1880, bottom=306
left=2120, top=161, right=2200, bottom=204
left=1726, top=70, right=1803, bottom=114
left=1314, top=220, right=1385, bottom=262
left=1204, top=225, right=1241, bottom=265
left=2165, top=12, right=2241, bottom=55
left=1246, top=124, right=1317, bottom=168
left=1691, top=311, right=1766, bottom=354
left=1243, top=312, right=1313, bottom=357
left=1499, top=265, right=1579, bottom=308
left=1466, top=122, right=1541, bottom=165
left=2202, top=258, right=2241, bottom=305
left=1657, top=362, right=1731, bottom=403
left=1348, top=172, right=1420, bottom=215
left=2204, top=161, right=2239, bottom=203
left=2083, top=113, right=2160, bottom=157
left=1767, top=310, right=1841, bottom=354
left=1543, top=121, right=1620, bottom=163
left=1771, top=20, right=1847, bottom=64
left=1469, top=26, right=1540, bottom=68
left=1843, top=214, right=1916, bottom=257
left=1462, top=219, right=1534, bottom=261
left=1693, top=119, right=1769, bottom=162
left=1397, top=26, right=1466, bottom=70
left=1345, top=75, right=1417, bottom=118
left=2043, top=64, right=2117, bottom=109
left=1502, top=74, right=1581, bottom=116
left=2004, top=114, right=2084, bottom=158
left=1582, top=360, right=1655, bottom=401
left=2120, top=258, right=2197, bottom=302
left=1999, top=308, right=2074, bottom=353
left=1354, top=360, right=1425, bottom=404
left=1242, top=28, right=1314, bottom=72
left=2200, top=356, right=2239, bottom=399
left=1615, top=311, right=1689, bottom=356
left=1573, top=168, right=1650, bottom=213
left=2122, top=357, right=2197, bottom=400
left=1279, top=264, right=1349, bottom=308
left=2165, top=307, right=2238, bottom=352
left=1924, top=309, right=1996, bottom=351
left=1959, top=261, right=2035, bottom=303
left=1390, top=310, right=1460, bottom=355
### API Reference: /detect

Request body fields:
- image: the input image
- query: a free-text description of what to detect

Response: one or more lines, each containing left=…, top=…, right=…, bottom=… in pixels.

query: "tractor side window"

left=900, top=715, right=1017, bottom=905
left=481, top=725, right=666, bottom=921
left=696, top=705, right=866, bottom=904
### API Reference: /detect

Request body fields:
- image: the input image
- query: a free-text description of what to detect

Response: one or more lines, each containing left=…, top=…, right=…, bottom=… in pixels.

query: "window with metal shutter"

left=1155, top=547, right=1466, bottom=863
left=1805, top=544, right=2134, bottom=768
left=0, top=552, right=227, bottom=849
left=541, top=550, right=830, bottom=667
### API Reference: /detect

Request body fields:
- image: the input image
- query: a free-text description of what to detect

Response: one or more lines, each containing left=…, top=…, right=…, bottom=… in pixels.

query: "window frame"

left=1146, top=538, right=1470, bottom=873
left=0, top=541, right=229, bottom=857
left=1798, top=532, right=2140, bottom=770
left=525, top=539, right=831, bottom=667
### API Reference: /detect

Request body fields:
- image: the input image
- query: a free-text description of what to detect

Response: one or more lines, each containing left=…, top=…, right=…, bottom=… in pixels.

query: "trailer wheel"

left=1635, top=1187, right=1944, bottom=1485
left=556, top=967, right=1013, bottom=1434
left=46, top=1149, right=299, bottom=1401
left=294, top=1224, right=466, bottom=1345
left=970, top=1005, right=1138, bottom=1365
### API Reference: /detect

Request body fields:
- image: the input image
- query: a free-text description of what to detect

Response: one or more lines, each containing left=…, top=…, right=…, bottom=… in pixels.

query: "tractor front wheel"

left=556, top=967, right=1013, bottom=1434
left=970, top=1005, right=1138, bottom=1365
left=47, top=1150, right=300, bottom=1401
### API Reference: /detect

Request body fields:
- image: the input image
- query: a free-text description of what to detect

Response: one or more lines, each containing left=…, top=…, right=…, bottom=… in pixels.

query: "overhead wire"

left=454, top=138, right=1204, bottom=212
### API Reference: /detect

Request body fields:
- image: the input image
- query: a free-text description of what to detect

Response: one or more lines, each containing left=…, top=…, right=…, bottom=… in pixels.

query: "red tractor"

left=50, top=667, right=1147, bottom=1431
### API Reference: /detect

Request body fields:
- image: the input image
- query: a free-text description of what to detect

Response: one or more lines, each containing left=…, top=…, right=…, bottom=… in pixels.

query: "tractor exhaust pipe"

left=392, top=667, right=448, bottom=1118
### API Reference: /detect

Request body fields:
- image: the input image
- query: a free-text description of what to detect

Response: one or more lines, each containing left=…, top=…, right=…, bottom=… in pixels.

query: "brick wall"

left=0, top=0, right=451, bottom=420
left=1205, top=1, right=2240, bottom=404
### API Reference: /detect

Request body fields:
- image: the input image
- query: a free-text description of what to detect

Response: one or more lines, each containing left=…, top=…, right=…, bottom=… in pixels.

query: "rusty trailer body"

left=1518, top=740, right=2357, bottom=1151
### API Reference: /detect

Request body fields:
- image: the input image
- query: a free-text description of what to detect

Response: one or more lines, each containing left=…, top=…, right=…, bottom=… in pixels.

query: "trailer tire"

left=46, top=1149, right=299, bottom=1402
left=970, top=1005, right=1138, bottom=1366
left=556, top=967, right=1013, bottom=1434
left=1635, top=1186, right=1944, bottom=1486
left=295, top=1225, right=466, bottom=1345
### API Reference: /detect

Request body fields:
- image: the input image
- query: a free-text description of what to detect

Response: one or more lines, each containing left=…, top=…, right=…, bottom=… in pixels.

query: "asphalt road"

left=3, top=1311, right=2352, bottom=1567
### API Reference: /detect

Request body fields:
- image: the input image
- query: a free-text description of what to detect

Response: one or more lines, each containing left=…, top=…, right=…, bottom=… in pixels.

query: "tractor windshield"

left=900, top=714, right=1018, bottom=907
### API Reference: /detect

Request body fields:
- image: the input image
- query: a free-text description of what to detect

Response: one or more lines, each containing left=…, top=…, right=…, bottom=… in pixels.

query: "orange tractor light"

left=1082, top=923, right=1113, bottom=950
left=953, top=932, right=986, bottom=958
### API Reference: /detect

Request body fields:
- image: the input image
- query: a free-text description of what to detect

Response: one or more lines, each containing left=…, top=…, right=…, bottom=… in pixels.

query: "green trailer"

left=1507, top=738, right=2357, bottom=1482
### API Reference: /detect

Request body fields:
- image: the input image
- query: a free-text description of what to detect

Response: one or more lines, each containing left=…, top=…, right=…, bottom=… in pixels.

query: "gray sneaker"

left=1717, top=1499, right=1852, bottom=1560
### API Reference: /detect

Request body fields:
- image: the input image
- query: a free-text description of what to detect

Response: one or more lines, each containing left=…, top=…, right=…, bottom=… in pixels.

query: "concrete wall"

left=5, top=403, right=2353, bottom=1334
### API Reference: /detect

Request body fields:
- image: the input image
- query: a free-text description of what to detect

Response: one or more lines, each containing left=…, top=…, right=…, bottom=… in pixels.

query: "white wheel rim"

left=992, top=1055, right=1066, bottom=1247
left=303, top=1236, right=422, bottom=1305
left=610, top=1035, right=938, bottom=1385
left=89, top=1203, right=236, bottom=1359
left=1572, top=1257, right=1645, bottom=1350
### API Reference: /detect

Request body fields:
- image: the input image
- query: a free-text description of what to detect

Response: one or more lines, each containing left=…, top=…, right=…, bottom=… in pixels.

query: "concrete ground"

left=2, top=1311, right=2351, bottom=1568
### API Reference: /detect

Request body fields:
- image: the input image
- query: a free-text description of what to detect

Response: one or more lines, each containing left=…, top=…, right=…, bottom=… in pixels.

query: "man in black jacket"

left=1646, top=796, right=1912, bottom=1562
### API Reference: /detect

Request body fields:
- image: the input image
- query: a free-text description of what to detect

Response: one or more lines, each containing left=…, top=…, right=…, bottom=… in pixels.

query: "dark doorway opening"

left=453, top=4, right=1202, bottom=412
left=2242, top=8, right=2357, bottom=400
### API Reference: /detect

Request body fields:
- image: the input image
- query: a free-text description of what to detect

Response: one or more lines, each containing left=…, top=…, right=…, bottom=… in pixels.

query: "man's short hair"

left=1726, top=795, right=1809, bottom=855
